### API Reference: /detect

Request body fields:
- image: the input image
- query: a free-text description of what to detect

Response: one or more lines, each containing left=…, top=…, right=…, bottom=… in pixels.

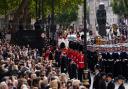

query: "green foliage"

left=55, top=0, right=81, bottom=25
left=0, top=0, right=21, bottom=15
left=111, top=0, right=128, bottom=17
left=0, top=0, right=83, bottom=24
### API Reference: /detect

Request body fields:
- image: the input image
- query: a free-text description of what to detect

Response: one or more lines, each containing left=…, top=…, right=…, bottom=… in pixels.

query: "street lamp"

left=51, top=0, right=56, bottom=40
left=41, top=0, right=44, bottom=31
left=51, top=0, right=55, bottom=25
left=84, top=0, right=87, bottom=69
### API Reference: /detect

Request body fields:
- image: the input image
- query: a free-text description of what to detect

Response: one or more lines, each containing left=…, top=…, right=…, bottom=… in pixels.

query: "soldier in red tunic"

left=77, top=51, right=85, bottom=81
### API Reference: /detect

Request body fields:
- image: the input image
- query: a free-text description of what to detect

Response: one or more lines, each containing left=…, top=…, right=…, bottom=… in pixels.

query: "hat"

left=107, top=73, right=113, bottom=78
left=100, top=72, right=106, bottom=77
left=117, top=75, right=125, bottom=80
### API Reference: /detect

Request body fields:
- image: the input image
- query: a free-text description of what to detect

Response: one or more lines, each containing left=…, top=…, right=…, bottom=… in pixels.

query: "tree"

left=111, top=0, right=128, bottom=17
left=0, top=0, right=84, bottom=30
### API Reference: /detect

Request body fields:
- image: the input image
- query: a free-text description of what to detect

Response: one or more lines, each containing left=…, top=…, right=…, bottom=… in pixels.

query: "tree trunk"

left=12, top=0, right=30, bottom=33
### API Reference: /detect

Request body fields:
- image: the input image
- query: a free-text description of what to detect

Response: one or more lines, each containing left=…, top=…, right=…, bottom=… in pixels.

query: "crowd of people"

left=0, top=38, right=90, bottom=89
left=0, top=27, right=127, bottom=89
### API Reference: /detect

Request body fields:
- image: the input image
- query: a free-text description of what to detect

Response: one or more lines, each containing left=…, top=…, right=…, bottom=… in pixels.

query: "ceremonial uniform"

left=54, top=50, right=61, bottom=67
left=78, top=52, right=85, bottom=81
left=61, top=55, right=68, bottom=73
left=78, top=52, right=85, bottom=69
left=68, top=61, right=78, bottom=79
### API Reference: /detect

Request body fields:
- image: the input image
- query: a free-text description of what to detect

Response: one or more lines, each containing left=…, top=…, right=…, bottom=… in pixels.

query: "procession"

left=0, top=0, right=128, bottom=89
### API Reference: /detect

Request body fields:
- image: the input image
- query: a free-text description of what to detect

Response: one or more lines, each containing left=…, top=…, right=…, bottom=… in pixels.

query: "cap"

left=107, top=73, right=113, bottom=78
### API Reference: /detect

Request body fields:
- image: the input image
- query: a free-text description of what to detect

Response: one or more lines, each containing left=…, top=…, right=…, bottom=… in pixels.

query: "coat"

left=107, top=81, right=115, bottom=89
left=99, top=79, right=107, bottom=89
left=118, top=84, right=125, bottom=89
left=68, top=62, right=77, bottom=79
left=93, top=73, right=100, bottom=89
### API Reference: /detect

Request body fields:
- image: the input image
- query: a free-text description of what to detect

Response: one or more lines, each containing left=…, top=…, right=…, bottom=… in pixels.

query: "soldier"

left=68, top=59, right=78, bottom=79
left=105, top=52, right=113, bottom=74
left=121, top=52, right=128, bottom=80
left=60, top=52, right=68, bottom=73
left=114, top=57, right=122, bottom=77
left=77, top=51, right=85, bottom=81
left=54, top=48, right=61, bottom=67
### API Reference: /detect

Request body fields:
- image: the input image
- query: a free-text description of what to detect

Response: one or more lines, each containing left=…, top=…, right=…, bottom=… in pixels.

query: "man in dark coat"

left=106, top=73, right=115, bottom=89
left=99, top=72, right=107, bottom=89
left=87, top=50, right=94, bottom=72
left=117, top=75, right=125, bottom=89
left=93, top=64, right=101, bottom=89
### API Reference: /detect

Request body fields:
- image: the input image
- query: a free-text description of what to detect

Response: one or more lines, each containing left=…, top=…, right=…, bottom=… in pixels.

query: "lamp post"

left=51, top=0, right=55, bottom=25
left=35, top=0, right=38, bottom=20
left=41, top=0, right=44, bottom=31
left=51, top=0, right=55, bottom=39
left=84, top=0, right=87, bottom=69
left=39, top=0, right=41, bottom=19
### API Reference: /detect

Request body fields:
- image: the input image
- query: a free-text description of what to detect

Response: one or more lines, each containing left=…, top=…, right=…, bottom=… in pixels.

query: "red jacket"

left=78, top=53, right=85, bottom=69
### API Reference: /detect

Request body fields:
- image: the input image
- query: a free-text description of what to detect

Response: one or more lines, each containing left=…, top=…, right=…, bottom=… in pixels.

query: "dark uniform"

left=87, top=51, right=94, bottom=71
left=120, top=52, right=128, bottom=80
left=105, top=52, right=113, bottom=74
left=61, top=55, right=68, bottom=73
left=54, top=50, right=61, bottom=67
left=68, top=61, right=77, bottom=79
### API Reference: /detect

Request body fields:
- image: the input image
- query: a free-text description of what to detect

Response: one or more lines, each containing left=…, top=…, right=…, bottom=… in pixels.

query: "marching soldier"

left=60, top=52, right=68, bottom=73
left=68, top=59, right=78, bottom=79
left=77, top=51, right=85, bottom=81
